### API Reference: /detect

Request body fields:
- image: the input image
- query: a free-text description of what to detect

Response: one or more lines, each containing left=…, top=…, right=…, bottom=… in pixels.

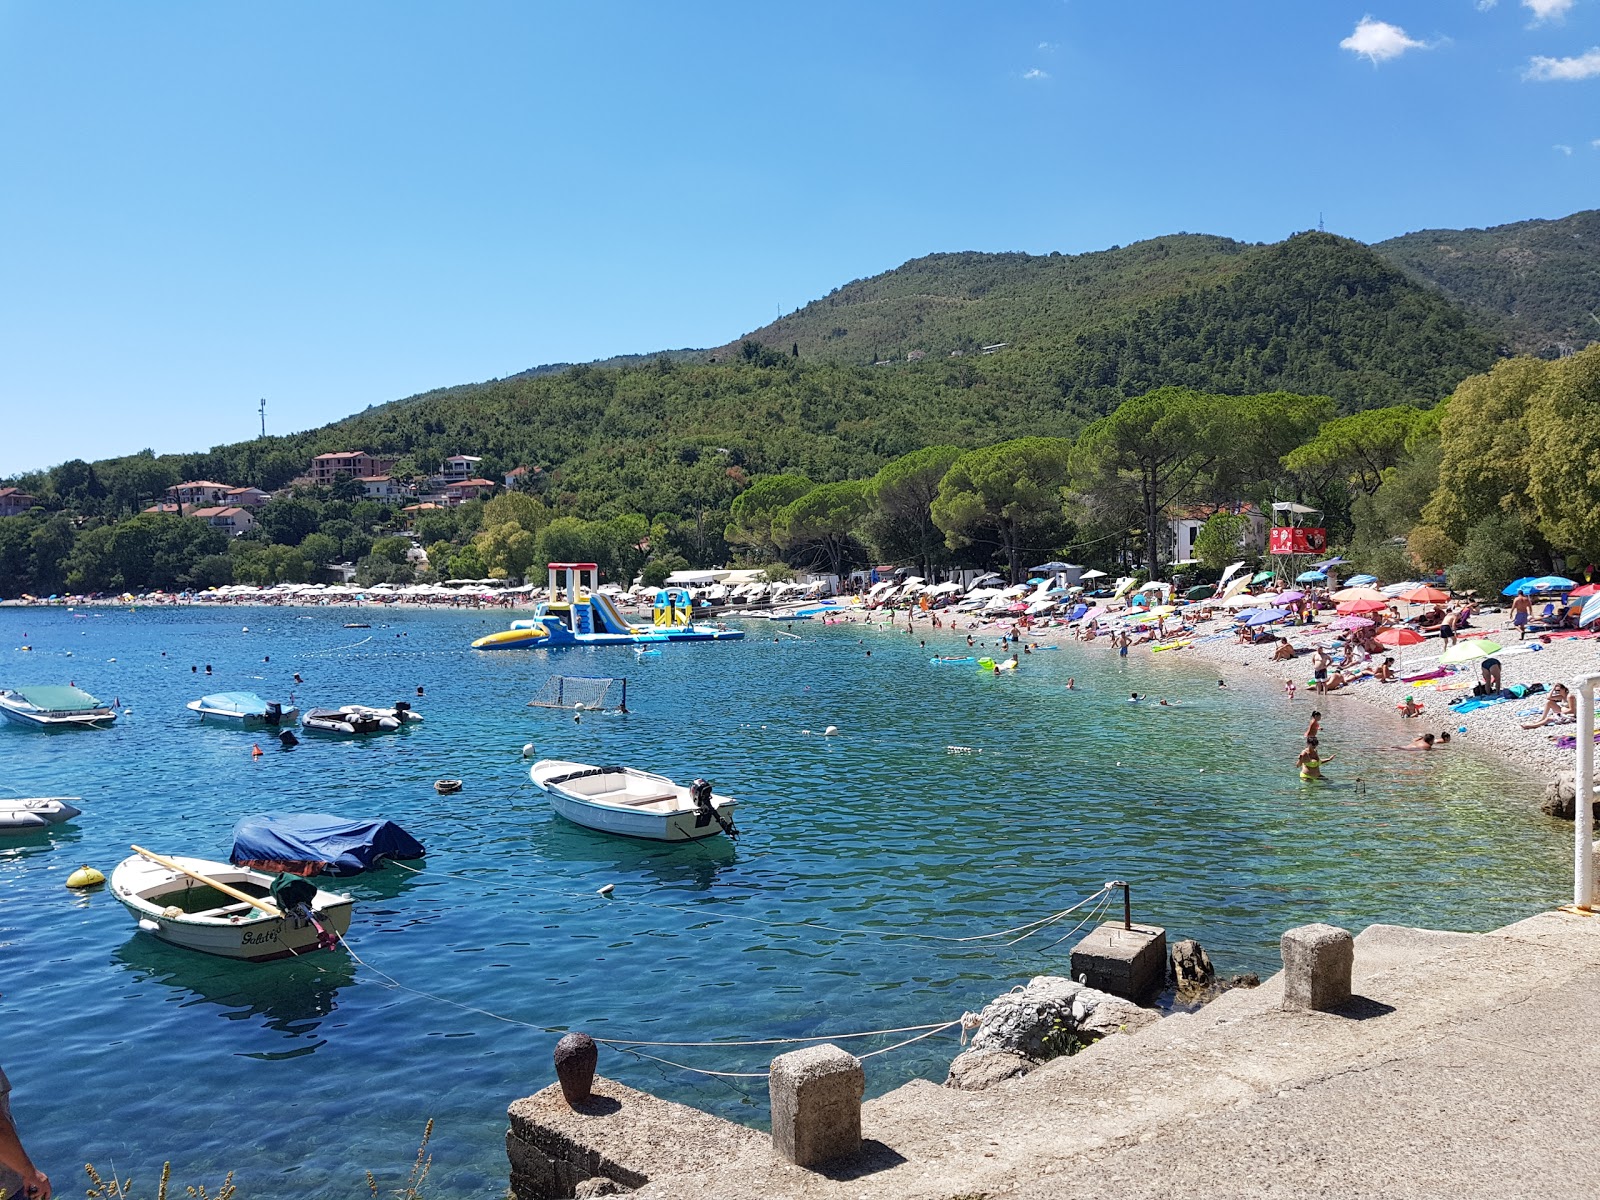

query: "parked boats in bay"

left=187, top=691, right=299, bottom=726
left=0, top=686, right=118, bottom=729
left=111, top=845, right=353, bottom=962
left=530, top=759, right=740, bottom=842
left=0, top=796, right=82, bottom=833
left=300, top=702, right=422, bottom=735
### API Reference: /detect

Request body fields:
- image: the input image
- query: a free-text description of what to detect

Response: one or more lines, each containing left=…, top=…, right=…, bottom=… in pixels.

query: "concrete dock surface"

left=627, top=910, right=1600, bottom=1199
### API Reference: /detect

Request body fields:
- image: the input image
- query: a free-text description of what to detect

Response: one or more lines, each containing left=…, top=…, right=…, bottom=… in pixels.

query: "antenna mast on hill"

left=1318, top=213, right=1325, bottom=233
left=258, top=397, right=267, bottom=438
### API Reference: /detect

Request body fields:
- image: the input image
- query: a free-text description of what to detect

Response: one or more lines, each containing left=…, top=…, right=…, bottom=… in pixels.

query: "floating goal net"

left=527, top=676, right=626, bottom=711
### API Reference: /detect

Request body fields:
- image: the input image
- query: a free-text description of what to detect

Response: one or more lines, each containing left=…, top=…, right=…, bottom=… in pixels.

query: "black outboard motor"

left=264, top=701, right=282, bottom=726
left=278, top=728, right=300, bottom=748
left=691, top=778, right=739, bottom=839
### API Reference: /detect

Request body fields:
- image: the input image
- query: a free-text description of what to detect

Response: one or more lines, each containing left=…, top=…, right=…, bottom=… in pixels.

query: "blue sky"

left=2, top=0, right=1596, bottom=476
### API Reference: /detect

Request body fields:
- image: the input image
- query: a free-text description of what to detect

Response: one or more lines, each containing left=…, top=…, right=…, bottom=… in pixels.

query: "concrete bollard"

left=768, top=1043, right=863, bottom=1168
left=1280, top=923, right=1353, bottom=1011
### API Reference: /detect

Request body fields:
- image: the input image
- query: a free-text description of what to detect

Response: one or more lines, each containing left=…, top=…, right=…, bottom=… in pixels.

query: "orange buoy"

left=251, top=744, right=264, bottom=757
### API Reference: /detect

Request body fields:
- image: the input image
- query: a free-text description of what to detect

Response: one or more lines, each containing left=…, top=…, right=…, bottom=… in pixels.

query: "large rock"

left=944, top=1048, right=1035, bottom=1091
left=1541, top=773, right=1600, bottom=821
left=967, top=976, right=1158, bottom=1060
left=1171, top=938, right=1215, bottom=994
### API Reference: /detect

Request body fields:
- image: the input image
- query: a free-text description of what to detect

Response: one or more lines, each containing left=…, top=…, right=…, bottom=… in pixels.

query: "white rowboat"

left=111, top=850, right=353, bottom=962
left=529, top=759, right=739, bottom=842
left=186, top=692, right=299, bottom=726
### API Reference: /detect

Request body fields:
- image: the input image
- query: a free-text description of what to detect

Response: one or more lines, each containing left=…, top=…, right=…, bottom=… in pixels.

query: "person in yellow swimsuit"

left=1297, top=737, right=1333, bottom=780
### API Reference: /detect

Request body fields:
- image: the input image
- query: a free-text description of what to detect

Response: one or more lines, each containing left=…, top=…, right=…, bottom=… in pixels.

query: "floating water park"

left=469, top=562, right=745, bottom=650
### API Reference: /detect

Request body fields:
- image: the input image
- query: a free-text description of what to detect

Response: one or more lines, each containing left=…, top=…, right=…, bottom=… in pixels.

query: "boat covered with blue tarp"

left=230, top=813, right=425, bottom=877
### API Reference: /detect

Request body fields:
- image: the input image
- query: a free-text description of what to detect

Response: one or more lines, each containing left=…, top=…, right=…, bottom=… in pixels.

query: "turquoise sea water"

left=0, top=606, right=1566, bottom=1196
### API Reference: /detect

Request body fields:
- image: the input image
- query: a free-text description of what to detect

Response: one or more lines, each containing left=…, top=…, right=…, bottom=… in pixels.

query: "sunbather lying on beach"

left=1521, top=683, right=1576, bottom=729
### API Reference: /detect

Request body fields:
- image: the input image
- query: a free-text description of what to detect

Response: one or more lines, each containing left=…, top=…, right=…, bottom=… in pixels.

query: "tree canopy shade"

left=1280, top=405, right=1430, bottom=498
left=1070, top=389, right=1230, bottom=579
left=725, top=474, right=813, bottom=558
left=862, top=446, right=963, bottom=577
left=1524, top=343, right=1600, bottom=562
left=771, top=480, right=870, bottom=579
left=932, top=438, right=1073, bottom=582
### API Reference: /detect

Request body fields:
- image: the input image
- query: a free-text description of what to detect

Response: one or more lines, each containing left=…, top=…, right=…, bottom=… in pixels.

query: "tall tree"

left=932, top=438, right=1073, bottom=582
left=772, top=481, right=870, bottom=579
left=863, top=446, right=963, bottom=577
left=1524, top=344, right=1600, bottom=561
left=1070, top=389, right=1226, bottom=579
left=1280, top=406, right=1430, bottom=498
left=725, top=474, right=813, bottom=559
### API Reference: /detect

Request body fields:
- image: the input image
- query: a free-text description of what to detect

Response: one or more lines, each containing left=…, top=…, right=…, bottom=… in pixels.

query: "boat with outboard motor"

left=111, top=845, right=353, bottom=961
left=0, top=686, right=118, bottom=729
left=529, top=759, right=740, bottom=842
left=0, top=796, right=82, bottom=833
left=230, top=813, right=425, bottom=876
left=300, top=701, right=422, bottom=735
left=186, top=691, right=299, bottom=726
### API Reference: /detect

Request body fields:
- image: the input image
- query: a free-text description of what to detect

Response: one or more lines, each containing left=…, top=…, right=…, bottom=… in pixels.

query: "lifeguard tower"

left=1267, top=502, right=1329, bottom=585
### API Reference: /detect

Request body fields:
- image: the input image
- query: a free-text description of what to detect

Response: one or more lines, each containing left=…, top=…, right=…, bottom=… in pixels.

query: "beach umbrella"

left=1337, top=598, right=1387, bottom=614
left=1313, top=557, right=1348, bottom=570
left=1440, top=639, right=1500, bottom=664
left=1030, top=561, right=1072, bottom=573
left=1076, top=606, right=1107, bottom=625
left=1570, top=583, right=1600, bottom=598
left=1580, top=595, right=1600, bottom=627
left=1345, top=574, right=1378, bottom=586
left=1399, top=585, right=1450, bottom=604
left=1252, top=571, right=1275, bottom=584
left=1244, top=608, right=1290, bottom=627
left=1079, top=569, right=1108, bottom=581
left=1526, top=575, right=1578, bottom=592
left=1331, top=586, right=1385, bottom=603
left=1332, top=615, right=1374, bottom=630
left=1221, top=593, right=1261, bottom=609
left=1222, top=575, right=1253, bottom=599
left=1296, top=570, right=1327, bottom=584
left=1500, top=577, right=1537, bottom=596
left=1275, top=589, right=1306, bottom=603
left=1375, top=627, right=1423, bottom=647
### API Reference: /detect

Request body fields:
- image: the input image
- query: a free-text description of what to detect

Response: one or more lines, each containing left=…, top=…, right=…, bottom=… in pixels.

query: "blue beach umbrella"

left=1581, top=595, right=1600, bottom=628
left=1501, top=576, right=1537, bottom=596
left=1346, top=574, right=1377, bottom=586
left=1312, top=557, right=1348, bottom=570
left=1243, top=608, right=1290, bottom=626
left=1524, top=575, right=1578, bottom=592
left=1296, top=570, right=1326, bottom=584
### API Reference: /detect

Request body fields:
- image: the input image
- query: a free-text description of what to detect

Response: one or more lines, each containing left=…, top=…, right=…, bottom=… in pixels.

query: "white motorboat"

left=0, top=686, right=117, bottom=729
left=111, top=847, right=353, bottom=962
left=0, top=796, right=82, bottom=833
left=529, top=759, right=739, bottom=842
left=300, top=701, right=422, bottom=735
left=186, top=691, right=299, bottom=726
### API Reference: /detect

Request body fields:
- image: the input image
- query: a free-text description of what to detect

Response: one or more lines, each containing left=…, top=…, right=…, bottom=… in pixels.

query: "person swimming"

left=1129, top=691, right=1144, bottom=702
left=1298, top=736, right=1333, bottom=780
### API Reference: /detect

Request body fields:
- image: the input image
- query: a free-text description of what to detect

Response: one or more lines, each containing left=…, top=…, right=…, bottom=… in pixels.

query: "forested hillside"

left=6, top=213, right=1597, bottom=596
left=1374, top=209, right=1600, bottom=356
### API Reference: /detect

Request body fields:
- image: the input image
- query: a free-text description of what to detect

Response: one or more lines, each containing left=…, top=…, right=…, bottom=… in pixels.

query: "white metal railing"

left=1573, top=673, right=1600, bottom=909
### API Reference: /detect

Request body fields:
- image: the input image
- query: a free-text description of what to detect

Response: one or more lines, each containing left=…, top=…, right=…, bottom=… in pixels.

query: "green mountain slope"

left=1373, top=209, right=1600, bottom=355
left=725, top=234, right=1254, bottom=364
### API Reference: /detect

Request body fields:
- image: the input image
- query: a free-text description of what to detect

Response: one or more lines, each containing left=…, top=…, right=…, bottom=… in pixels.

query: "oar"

left=131, top=845, right=283, bottom=918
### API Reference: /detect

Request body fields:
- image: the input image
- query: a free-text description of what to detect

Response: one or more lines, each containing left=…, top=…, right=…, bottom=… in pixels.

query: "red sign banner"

left=1269, top=526, right=1328, bottom=555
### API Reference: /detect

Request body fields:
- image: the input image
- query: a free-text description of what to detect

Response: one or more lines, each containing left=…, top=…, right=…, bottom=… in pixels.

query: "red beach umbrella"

left=1570, top=584, right=1600, bottom=598
left=1336, top=598, right=1388, bottom=615
left=1376, top=627, right=1424, bottom=647
left=1399, top=585, right=1450, bottom=604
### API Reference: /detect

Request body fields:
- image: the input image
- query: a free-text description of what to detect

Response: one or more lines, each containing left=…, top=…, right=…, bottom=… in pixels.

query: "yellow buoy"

left=66, top=865, right=105, bottom=890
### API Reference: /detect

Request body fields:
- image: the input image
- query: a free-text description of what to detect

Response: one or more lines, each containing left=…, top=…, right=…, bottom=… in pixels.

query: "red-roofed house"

left=0, top=487, right=36, bottom=517
left=1168, top=502, right=1267, bottom=563
left=225, top=486, right=272, bottom=509
left=309, top=452, right=396, bottom=485
left=189, top=506, right=256, bottom=535
left=170, top=481, right=233, bottom=508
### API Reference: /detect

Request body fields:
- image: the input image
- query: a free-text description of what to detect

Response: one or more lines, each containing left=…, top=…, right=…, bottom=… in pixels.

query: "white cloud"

left=1525, top=47, right=1600, bottom=79
left=1340, top=17, right=1427, bottom=63
left=1523, top=0, right=1574, bottom=22
left=1477, top=0, right=1498, bottom=9
left=1593, top=137, right=1600, bottom=148
left=1555, top=142, right=1574, bottom=154
left=1022, top=67, right=1050, bottom=80
left=1037, top=41, right=1059, bottom=52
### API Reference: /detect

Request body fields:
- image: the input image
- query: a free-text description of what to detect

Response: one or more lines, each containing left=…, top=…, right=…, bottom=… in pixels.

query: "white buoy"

left=823, top=725, right=839, bottom=736
left=597, top=883, right=615, bottom=896
left=242, top=626, right=249, bottom=633
left=521, top=743, right=535, bottom=758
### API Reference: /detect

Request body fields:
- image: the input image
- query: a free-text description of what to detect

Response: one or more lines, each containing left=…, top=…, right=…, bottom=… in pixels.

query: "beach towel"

left=1401, top=668, right=1452, bottom=683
